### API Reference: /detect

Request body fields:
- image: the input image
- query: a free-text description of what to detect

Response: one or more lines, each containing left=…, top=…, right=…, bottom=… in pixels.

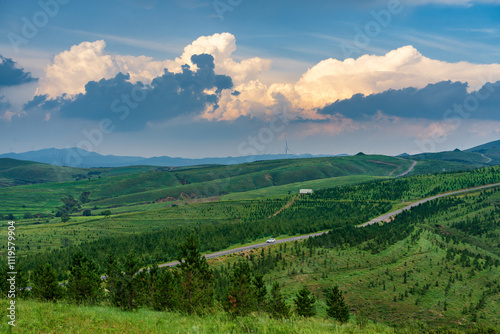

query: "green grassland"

left=6, top=163, right=500, bottom=272
left=0, top=154, right=411, bottom=217
left=220, top=174, right=386, bottom=200
left=6, top=199, right=279, bottom=255
left=1, top=156, right=500, bottom=333
left=408, top=151, right=491, bottom=176
left=411, top=150, right=489, bottom=165
left=2, top=172, right=499, bottom=333
left=0, top=299, right=398, bottom=334
left=0, top=158, right=160, bottom=187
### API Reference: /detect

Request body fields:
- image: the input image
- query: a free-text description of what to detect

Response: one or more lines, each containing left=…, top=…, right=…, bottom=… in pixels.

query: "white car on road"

left=266, top=238, right=276, bottom=243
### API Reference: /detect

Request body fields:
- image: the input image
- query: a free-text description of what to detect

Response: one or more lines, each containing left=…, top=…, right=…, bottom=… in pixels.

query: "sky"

left=1, top=0, right=500, bottom=159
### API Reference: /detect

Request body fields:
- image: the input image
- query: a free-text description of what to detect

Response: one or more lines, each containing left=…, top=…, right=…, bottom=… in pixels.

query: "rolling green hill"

left=0, top=158, right=160, bottom=187
left=466, top=140, right=500, bottom=165
left=411, top=150, right=489, bottom=165
left=0, top=155, right=412, bottom=217
left=2, top=155, right=500, bottom=333
left=407, top=150, right=493, bottom=175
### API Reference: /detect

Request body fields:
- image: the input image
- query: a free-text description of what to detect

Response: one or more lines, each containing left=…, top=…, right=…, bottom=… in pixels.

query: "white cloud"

left=209, top=45, right=500, bottom=121
left=35, top=36, right=500, bottom=126
left=36, top=33, right=271, bottom=99
left=290, top=45, right=500, bottom=109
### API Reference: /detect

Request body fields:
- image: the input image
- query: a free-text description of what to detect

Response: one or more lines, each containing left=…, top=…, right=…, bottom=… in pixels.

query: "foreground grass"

left=0, top=299, right=394, bottom=334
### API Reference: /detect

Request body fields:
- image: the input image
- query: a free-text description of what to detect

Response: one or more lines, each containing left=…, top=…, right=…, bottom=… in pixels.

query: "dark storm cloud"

left=0, top=55, right=37, bottom=87
left=25, top=54, right=233, bottom=131
left=319, top=81, right=500, bottom=120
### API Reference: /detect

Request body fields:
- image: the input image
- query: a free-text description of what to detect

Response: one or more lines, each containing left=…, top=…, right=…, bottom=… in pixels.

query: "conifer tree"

left=0, top=264, right=29, bottom=298
left=267, top=282, right=289, bottom=319
left=67, top=250, right=102, bottom=304
left=254, top=274, right=267, bottom=310
left=177, top=232, right=214, bottom=314
left=150, top=265, right=177, bottom=311
left=106, top=253, right=143, bottom=310
left=224, top=261, right=257, bottom=316
left=294, top=285, right=316, bottom=317
left=325, top=285, right=350, bottom=323
left=32, top=263, right=63, bottom=301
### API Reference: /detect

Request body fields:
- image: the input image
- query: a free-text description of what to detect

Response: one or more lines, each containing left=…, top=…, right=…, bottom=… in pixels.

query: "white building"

left=300, top=189, right=313, bottom=194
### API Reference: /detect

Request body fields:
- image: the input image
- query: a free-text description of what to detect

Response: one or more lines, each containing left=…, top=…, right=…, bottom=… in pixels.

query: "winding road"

left=481, top=153, right=493, bottom=164
left=153, top=181, right=500, bottom=269
left=358, top=181, right=500, bottom=227
left=157, top=231, right=327, bottom=268
left=396, top=160, right=417, bottom=178
left=94, top=180, right=500, bottom=280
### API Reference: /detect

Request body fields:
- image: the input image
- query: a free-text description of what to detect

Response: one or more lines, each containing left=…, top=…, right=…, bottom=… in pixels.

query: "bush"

left=61, top=213, right=70, bottom=223
left=82, top=209, right=92, bottom=216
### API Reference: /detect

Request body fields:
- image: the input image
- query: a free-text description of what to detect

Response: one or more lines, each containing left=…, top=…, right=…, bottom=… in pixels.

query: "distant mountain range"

left=0, top=148, right=347, bottom=168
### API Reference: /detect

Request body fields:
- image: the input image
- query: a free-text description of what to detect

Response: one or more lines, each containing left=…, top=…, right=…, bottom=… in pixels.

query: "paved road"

left=481, top=153, right=493, bottom=164
left=157, top=231, right=328, bottom=268
left=358, top=182, right=500, bottom=227
left=396, top=160, right=417, bottom=178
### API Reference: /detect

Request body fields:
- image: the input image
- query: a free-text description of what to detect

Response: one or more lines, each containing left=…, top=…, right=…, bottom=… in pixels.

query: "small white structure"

left=300, top=189, right=313, bottom=194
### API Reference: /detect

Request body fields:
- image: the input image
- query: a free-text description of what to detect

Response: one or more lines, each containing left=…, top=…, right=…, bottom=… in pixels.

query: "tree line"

left=0, top=233, right=350, bottom=323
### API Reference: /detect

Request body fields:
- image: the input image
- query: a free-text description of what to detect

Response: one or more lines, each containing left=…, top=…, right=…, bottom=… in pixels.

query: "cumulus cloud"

left=32, top=36, right=500, bottom=126
left=0, top=56, right=37, bottom=87
left=166, top=33, right=271, bottom=85
left=36, top=33, right=270, bottom=99
left=27, top=54, right=233, bottom=131
left=291, top=46, right=500, bottom=109
left=207, top=45, right=500, bottom=121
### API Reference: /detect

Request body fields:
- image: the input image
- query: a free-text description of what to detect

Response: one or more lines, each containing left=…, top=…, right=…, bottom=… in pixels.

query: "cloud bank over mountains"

left=2, top=32, right=500, bottom=158
left=23, top=33, right=500, bottom=130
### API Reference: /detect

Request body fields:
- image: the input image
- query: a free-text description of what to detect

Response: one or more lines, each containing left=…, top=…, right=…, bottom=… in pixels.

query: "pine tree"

left=0, top=264, right=29, bottom=299
left=254, top=274, right=267, bottom=311
left=325, top=285, right=350, bottom=323
left=294, top=285, right=316, bottom=317
left=176, top=232, right=214, bottom=314
left=32, top=263, right=63, bottom=301
left=106, top=253, right=143, bottom=310
left=267, top=282, right=290, bottom=319
left=224, top=261, right=257, bottom=317
left=150, top=265, right=177, bottom=311
left=67, top=250, right=102, bottom=304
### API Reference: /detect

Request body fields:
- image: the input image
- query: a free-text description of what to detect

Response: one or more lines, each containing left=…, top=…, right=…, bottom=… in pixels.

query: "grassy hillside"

left=409, top=151, right=491, bottom=175
left=0, top=299, right=396, bottom=334
left=1, top=159, right=500, bottom=333
left=0, top=158, right=159, bottom=187
left=0, top=155, right=412, bottom=217
left=11, top=164, right=500, bottom=274
left=207, top=187, right=500, bottom=330
left=2, top=177, right=500, bottom=333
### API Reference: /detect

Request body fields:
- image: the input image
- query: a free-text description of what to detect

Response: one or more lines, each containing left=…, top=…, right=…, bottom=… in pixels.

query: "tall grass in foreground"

left=0, top=299, right=396, bottom=334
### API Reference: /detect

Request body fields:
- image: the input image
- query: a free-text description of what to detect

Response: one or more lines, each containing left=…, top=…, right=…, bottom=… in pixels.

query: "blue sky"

left=1, top=0, right=500, bottom=159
